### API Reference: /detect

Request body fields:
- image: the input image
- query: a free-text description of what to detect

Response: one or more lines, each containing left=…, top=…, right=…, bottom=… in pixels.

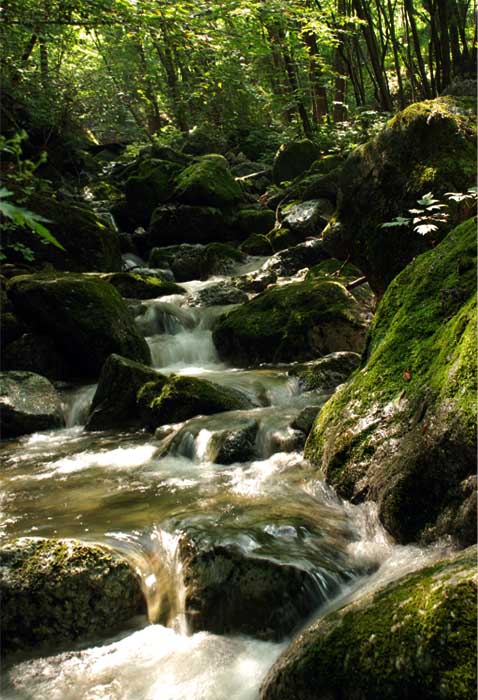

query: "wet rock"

left=321, top=96, right=476, bottom=295
left=85, top=354, right=166, bottom=431
left=149, top=243, right=243, bottom=282
left=101, top=272, right=185, bottom=299
left=264, top=239, right=330, bottom=277
left=233, top=268, right=277, bottom=294
left=281, top=199, right=334, bottom=236
left=147, top=204, right=228, bottom=248
left=180, top=540, right=325, bottom=640
left=174, top=159, right=243, bottom=208
left=0, top=370, right=65, bottom=438
left=290, top=406, right=322, bottom=435
left=140, top=374, right=255, bottom=427
left=272, top=140, right=321, bottom=186
left=261, top=546, right=477, bottom=700
left=3, top=333, right=70, bottom=381
left=305, top=220, right=477, bottom=545
left=213, top=278, right=368, bottom=366
left=267, top=427, right=306, bottom=455
left=0, top=537, right=145, bottom=656
left=289, top=352, right=361, bottom=393
left=9, top=273, right=151, bottom=379
left=190, top=282, right=248, bottom=307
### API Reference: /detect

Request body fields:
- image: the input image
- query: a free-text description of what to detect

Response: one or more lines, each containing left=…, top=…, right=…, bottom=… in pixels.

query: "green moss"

left=125, top=158, right=180, bottom=226
left=103, top=272, right=185, bottom=299
left=235, top=208, right=275, bottom=237
left=174, top=159, right=242, bottom=207
left=267, top=227, right=303, bottom=252
left=272, top=139, right=321, bottom=185
left=262, top=547, right=477, bottom=700
left=240, top=233, right=273, bottom=256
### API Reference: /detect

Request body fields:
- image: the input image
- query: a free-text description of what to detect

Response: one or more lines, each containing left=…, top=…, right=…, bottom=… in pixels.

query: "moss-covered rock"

left=0, top=537, right=145, bottom=656
left=8, top=273, right=151, bottom=379
left=235, top=208, right=275, bottom=237
left=101, top=272, right=185, bottom=299
left=261, top=546, right=477, bottom=700
left=213, top=278, right=368, bottom=366
left=322, top=96, right=477, bottom=295
left=0, top=370, right=65, bottom=438
left=174, top=159, right=243, bottom=208
left=272, top=140, right=321, bottom=185
left=85, top=354, right=166, bottom=431
left=7, top=193, right=122, bottom=272
left=149, top=243, right=243, bottom=282
left=141, top=374, right=254, bottom=427
left=240, top=233, right=273, bottom=256
left=3, top=333, right=70, bottom=381
left=289, top=351, right=361, bottom=393
left=180, top=540, right=325, bottom=641
left=267, top=226, right=304, bottom=252
left=124, top=158, right=181, bottom=227
left=148, top=203, right=228, bottom=247
left=305, top=219, right=477, bottom=545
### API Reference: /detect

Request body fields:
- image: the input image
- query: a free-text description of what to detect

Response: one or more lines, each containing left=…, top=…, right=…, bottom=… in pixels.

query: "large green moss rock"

left=85, top=354, right=166, bottom=431
left=8, top=273, right=151, bottom=379
left=124, top=158, right=181, bottom=227
left=0, top=370, right=65, bottom=438
left=261, top=546, right=477, bottom=700
left=141, top=374, right=254, bottom=427
left=305, top=219, right=477, bottom=545
left=11, top=193, right=122, bottom=272
left=100, top=272, right=185, bottom=299
left=174, top=159, right=242, bottom=208
left=180, top=540, right=325, bottom=641
left=0, top=537, right=145, bottom=656
left=234, top=208, right=275, bottom=237
left=212, top=278, right=368, bottom=366
left=322, top=96, right=476, bottom=295
left=272, top=140, right=321, bottom=185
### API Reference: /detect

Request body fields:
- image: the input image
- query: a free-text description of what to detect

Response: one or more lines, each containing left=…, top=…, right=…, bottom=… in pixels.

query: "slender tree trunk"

left=352, top=0, right=393, bottom=110
left=39, top=36, right=49, bottom=91
left=302, top=30, right=328, bottom=122
left=404, top=0, right=432, bottom=97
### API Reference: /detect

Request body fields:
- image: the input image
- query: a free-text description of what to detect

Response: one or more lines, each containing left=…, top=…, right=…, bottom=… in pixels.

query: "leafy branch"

left=381, top=189, right=477, bottom=235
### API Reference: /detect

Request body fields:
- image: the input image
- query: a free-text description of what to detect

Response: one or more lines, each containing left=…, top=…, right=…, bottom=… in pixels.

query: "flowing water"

left=0, top=258, right=449, bottom=699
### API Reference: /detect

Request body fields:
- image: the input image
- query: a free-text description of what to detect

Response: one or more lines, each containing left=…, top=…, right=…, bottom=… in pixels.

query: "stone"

left=0, top=370, right=65, bottom=438
left=101, top=272, right=185, bottom=299
left=124, top=158, right=181, bottom=227
left=281, top=199, right=334, bottom=236
left=3, top=333, right=70, bottom=381
left=9, top=273, right=151, bottom=379
left=272, top=140, right=321, bottom=185
left=289, top=352, right=361, bottom=393
left=263, top=239, right=330, bottom=277
left=0, top=537, right=145, bottom=656
left=149, top=243, right=243, bottom=282
left=174, top=159, right=243, bottom=208
left=190, top=282, right=249, bottom=307
left=260, top=546, right=477, bottom=700
left=305, top=219, right=477, bottom=545
left=147, top=204, right=228, bottom=247
left=290, top=406, right=322, bottom=435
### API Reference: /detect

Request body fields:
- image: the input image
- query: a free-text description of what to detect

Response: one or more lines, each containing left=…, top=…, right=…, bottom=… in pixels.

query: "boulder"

left=139, top=374, right=254, bottom=427
left=234, top=208, right=275, bottom=237
left=147, top=204, right=228, bottom=247
left=9, top=273, right=151, bottom=379
left=272, top=140, right=321, bottom=185
left=101, top=272, right=185, bottom=299
left=0, top=537, right=145, bottom=656
left=149, top=243, right=243, bottom=282
left=281, top=199, right=334, bottom=236
left=174, top=159, right=243, bottom=208
left=305, top=219, right=477, bottom=545
left=3, top=333, right=70, bottom=381
left=7, top=193, right=122, bottom=272
left=180, top=540, right=325, bottom=640
left=190, top=282, right=249, bottom=307
left=124, top=158, right=181, bottom=227
left=240, top=233, right=273, bottom=256
left=233, top=267, right=278, bottom=294
left=0, top=370, right=65, bottom=438
left=213, top=278, right=368, bottom=366
left=289, top=352, right=361, bottom=393
left=85, top=354, right=166, bottom=431
left=290, top=406, right=322, bottom=435
left=263, top=239, right=330, bottom=277
left=261, top=546, right=477, bottom=700
left=322, top=96, right=477, bottom=295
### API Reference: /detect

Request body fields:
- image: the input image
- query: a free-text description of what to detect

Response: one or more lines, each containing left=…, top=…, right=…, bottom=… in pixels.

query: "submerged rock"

left=272, top=140, right=321, bottom=185
left=180, top=540, right=325, bottom=641
left=85, top=354, right=165, bottom=431
left=305, top=219, right=477, bottom=545
left=0, top=537, right=145, bottom=656
left=322, top=96, right=477, bottom=295
left=0, top=370, right=65, bottom=438
left=261, top=546, right=477, bottom=700
left=8, top=273, right=151, bottom=379
left=213, top=278, right=368, bottom=366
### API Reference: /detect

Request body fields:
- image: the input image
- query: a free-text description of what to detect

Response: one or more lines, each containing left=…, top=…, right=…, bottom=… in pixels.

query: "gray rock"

left=190, top=282, right=249, bottom=307
left=290, top=406, right=322, bottom=435
left=289, top=352, right=361, bottom=393
left=0, top=371, right=65, bottom=438
left=264, top=239, right=330, bottom=277
left=282, top=199, right=334, bottom=236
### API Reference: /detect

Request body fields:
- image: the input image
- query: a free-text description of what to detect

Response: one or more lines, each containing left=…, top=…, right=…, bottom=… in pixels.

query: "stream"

left=0, top=258, right=448, bottom=700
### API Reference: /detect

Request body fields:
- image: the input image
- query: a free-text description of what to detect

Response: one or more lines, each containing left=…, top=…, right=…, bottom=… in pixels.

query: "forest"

left=0, top=1, right=477, bottom=699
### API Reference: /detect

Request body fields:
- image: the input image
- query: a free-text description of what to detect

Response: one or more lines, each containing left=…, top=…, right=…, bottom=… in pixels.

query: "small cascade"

left=62, top=384, right=97, bottom=427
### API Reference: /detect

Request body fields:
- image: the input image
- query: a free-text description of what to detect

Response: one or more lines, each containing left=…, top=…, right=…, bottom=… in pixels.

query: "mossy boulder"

left=261, top=546, right=477, bottom=700
left=3, top=333, right=70, bottom=381
left=180, top=540, right=325, bottom=641
left=85, top=354, right=166, bottom=431
left=124, top=158, right=181, bottom=227
left=8, top=193, right=122, bottom=272
left=213, top=278, right=368, bottom=366
left=0, top=537, right=145, bottom=656
left=289, top=351, right=361, bottom=393
left=305, top=219, right=477, bottom=545
left=272, top=140, right=321, bottom=185
left=174, top=159, right=243, bottom=208
left=267, top=226, right=304, bottom=252
left=149, top=243, right=243, bottom=282
left=0, top=370, right=65, bottom=438
left=141, top=374, right=254, bottom=427
left=101, top=272, right=185, bottom=299
left=322, top=96, right=477, bottom=295
left=240, top=233, right=273, bottom=256
left=235, top=208, right=276, bottom=237
left=147, top=203, right=228, bottom=247
left=8, top=273, right=151, bottom=379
